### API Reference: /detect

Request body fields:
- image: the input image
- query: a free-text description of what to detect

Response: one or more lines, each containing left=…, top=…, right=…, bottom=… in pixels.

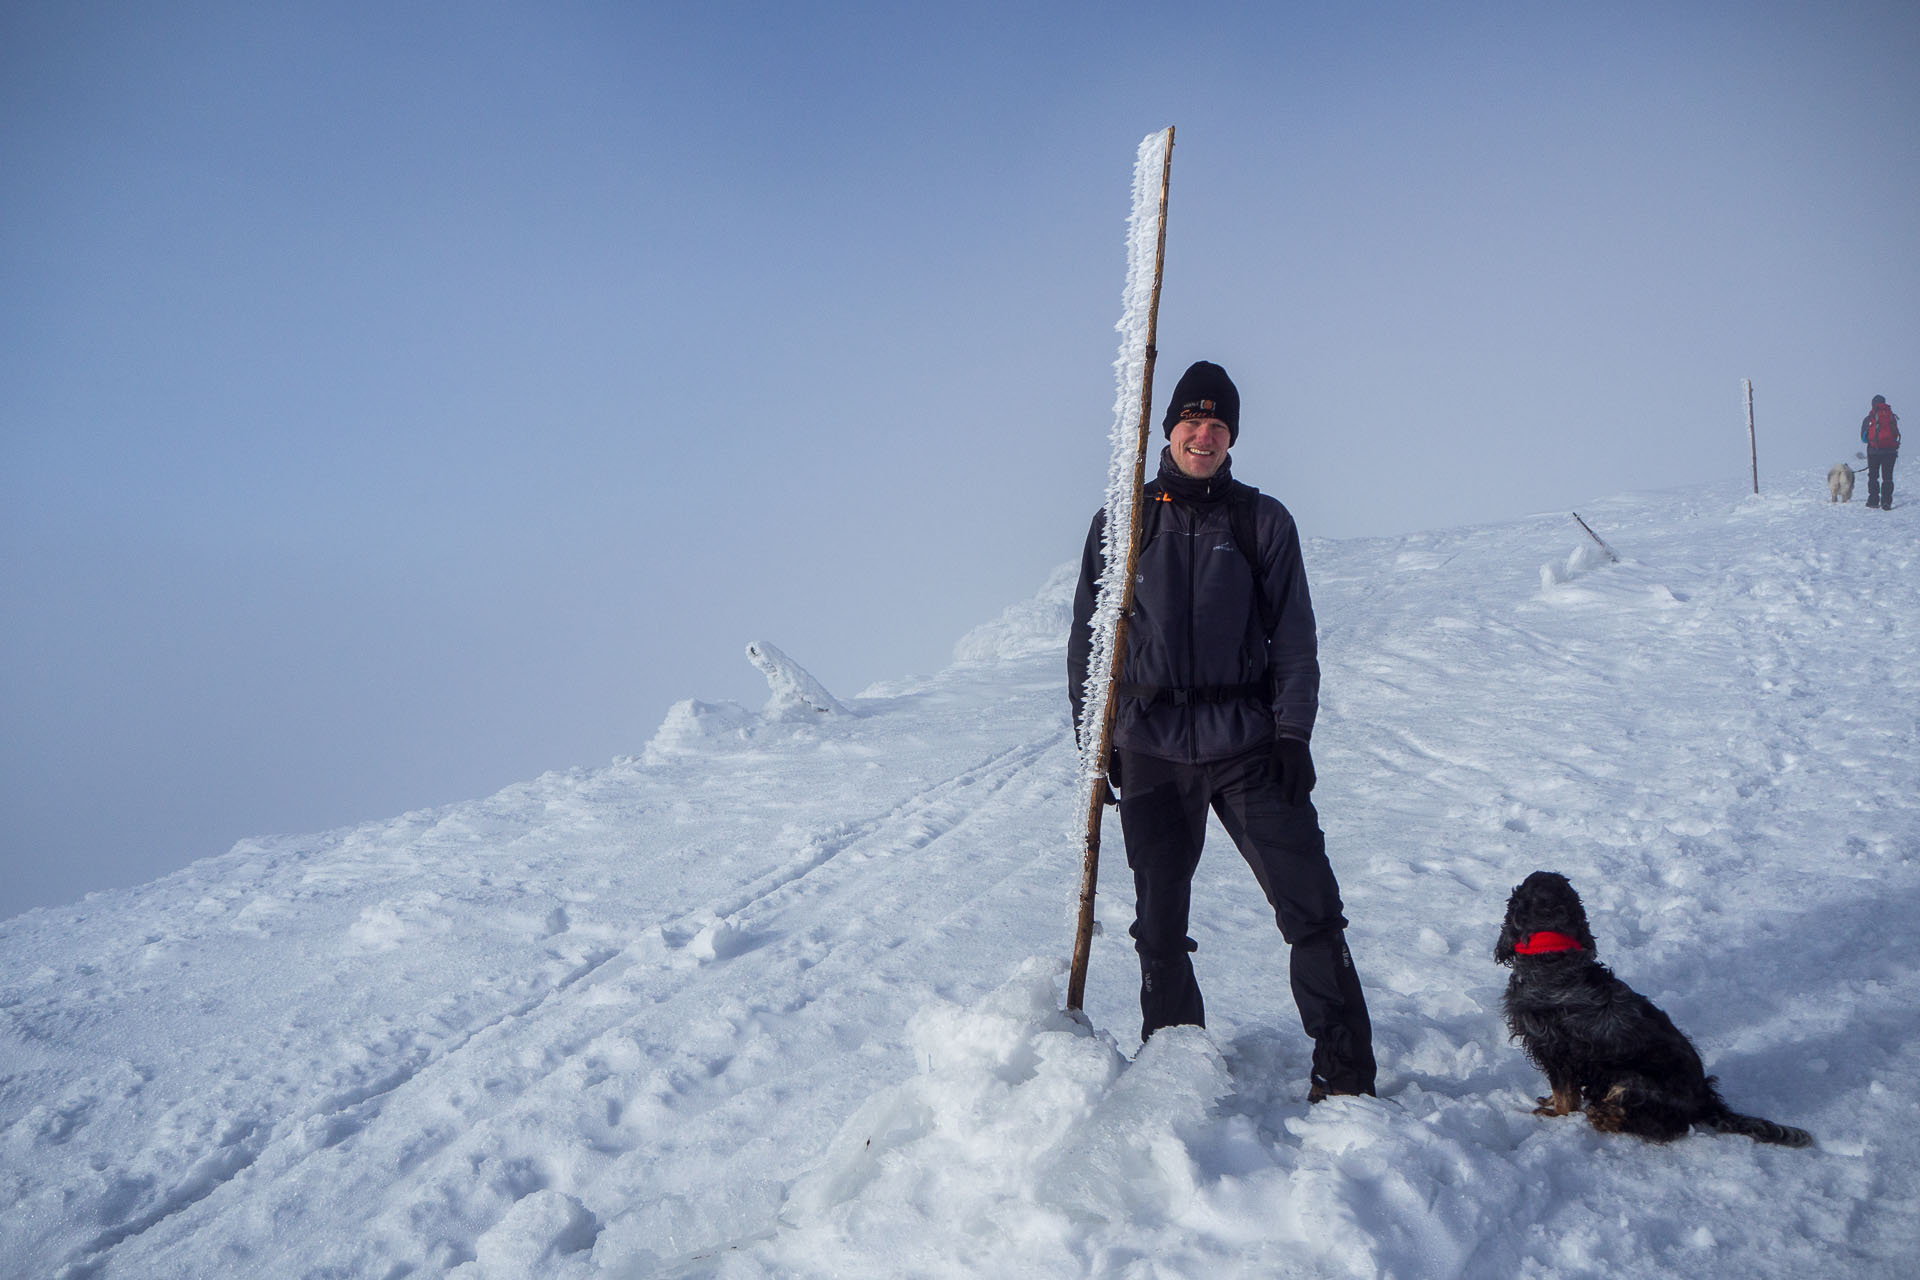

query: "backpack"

left=1865, top=403, right=1901, bottom=450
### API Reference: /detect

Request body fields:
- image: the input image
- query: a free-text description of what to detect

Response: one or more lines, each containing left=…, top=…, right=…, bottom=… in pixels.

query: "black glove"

left=1107, top=749, right=1123, bottom=798
left=1272, top=737, right=1316, bottom=807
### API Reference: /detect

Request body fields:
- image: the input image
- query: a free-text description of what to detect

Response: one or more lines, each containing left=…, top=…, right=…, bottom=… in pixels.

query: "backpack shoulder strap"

left=1226, top=483, right=1276, bottom=635
left=1092, top=480, right=1169, bottom=572
left=1141, top=478, right=1169, bottom=540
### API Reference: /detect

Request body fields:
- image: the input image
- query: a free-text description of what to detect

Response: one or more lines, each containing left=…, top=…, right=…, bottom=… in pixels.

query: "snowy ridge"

left=951, top=563, right=1075, bottom=666
left=2, top=477, right=1916, bottom=1278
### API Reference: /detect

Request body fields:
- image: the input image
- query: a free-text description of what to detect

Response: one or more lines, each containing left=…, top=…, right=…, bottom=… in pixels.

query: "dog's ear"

left=1494, top=887, right=1523, bottom=965
left=1555, top=877, right=1599, bottom=954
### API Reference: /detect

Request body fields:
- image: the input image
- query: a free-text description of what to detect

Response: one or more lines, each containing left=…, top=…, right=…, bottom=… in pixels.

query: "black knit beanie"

left=1162, top=360, right=1240, bottom=444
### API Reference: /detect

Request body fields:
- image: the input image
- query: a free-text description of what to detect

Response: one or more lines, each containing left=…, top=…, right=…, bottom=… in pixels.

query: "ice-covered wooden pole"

left=1067, top=126, right=1173, bottom=1013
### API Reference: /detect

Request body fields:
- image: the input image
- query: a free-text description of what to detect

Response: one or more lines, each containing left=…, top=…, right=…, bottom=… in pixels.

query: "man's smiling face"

left=1168, top=417, right=1230, bottom=479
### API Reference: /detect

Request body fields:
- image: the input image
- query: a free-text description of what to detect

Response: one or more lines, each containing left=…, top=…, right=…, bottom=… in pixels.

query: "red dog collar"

left=1514, top=930, right=1585, bottom=955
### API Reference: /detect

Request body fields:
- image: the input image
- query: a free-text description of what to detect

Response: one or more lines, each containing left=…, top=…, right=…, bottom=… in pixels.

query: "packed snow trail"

left=2, top=662, right=1083, bottom=1277
left=1, top=477, right=1915, bottom=1278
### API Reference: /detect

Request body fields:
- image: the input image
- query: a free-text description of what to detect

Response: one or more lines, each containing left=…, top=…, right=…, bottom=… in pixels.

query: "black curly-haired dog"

left=1495, top=871, right=1811, bottom=1147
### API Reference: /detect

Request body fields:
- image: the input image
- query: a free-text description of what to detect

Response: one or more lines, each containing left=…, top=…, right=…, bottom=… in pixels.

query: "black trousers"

left=1116, top=746, right=1376, bottom=1093
left=1867, top=450, right=1896, bottom=507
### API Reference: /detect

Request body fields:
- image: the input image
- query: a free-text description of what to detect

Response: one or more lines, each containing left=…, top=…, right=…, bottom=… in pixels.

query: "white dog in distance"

left=1828, top=464, right=1855, bottom=503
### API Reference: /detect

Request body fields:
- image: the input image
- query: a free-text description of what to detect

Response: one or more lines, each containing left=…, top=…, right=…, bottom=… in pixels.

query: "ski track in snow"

left=2, top=478, right=1917, bottom=1278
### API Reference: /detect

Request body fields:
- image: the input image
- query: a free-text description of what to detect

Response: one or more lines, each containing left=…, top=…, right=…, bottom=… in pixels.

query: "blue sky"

left=4, top=0, right=1916, bottom=918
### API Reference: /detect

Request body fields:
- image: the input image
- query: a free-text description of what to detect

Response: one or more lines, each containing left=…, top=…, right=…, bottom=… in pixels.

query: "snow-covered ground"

left=3, top=476, right=1916, bottom=1279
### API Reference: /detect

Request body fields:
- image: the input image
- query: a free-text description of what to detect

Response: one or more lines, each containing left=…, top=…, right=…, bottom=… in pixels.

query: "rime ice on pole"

left=1075, top=129, right=1170, bottom=788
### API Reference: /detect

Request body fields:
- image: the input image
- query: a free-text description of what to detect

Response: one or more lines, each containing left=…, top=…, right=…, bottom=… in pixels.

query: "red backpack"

left=1866, top=403, right=1900, bottom=450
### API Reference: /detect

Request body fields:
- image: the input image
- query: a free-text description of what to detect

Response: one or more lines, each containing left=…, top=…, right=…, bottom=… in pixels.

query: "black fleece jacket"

left=1068, top=449, right=1320, bottom=765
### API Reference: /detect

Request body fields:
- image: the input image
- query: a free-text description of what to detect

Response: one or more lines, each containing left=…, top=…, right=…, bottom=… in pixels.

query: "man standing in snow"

left=1067, top=360, right=1377, bottom=1102
left=1862, top=394, right=1900, bottom=510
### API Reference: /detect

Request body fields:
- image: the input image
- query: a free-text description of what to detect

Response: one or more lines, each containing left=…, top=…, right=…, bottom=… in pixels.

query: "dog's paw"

left=1586, top=1097, right=1627, bottom=1133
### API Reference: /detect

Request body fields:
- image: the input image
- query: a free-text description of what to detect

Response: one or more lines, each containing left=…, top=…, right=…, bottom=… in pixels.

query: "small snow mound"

left=641, top=698, right=757, bottom=762
left=777, top=957, right=1242, bottom=1265
left=687, top=915, right=751, bottom=962
left=448, top=1189, right=598, bottom=1279
left=1537, top=539, right=1613, bottom=595
left=781, top=959, right=1122, bottom=1224
left=645, top=644, right=853, bottom=760
left=347, top=894, right=451, bottom=952
left=1033, top=1024, right=1230, bottom=1223
left=952, top=563, right=1075, bottom=664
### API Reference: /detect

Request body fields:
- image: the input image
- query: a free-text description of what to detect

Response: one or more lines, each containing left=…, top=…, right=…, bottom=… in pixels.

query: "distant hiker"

left=1067, top=360, right=1377, bottom=1102
left=1862, top=394, right=1900, bottom=509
